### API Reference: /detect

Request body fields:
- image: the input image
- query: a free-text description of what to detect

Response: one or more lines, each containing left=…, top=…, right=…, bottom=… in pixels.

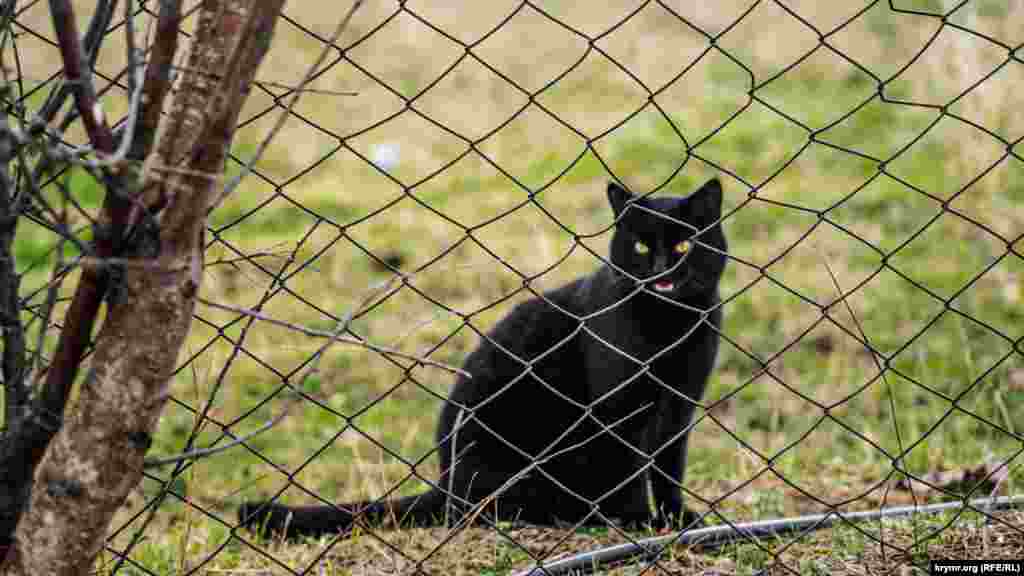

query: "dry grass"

left=97, top=504, right=1024, bottom=575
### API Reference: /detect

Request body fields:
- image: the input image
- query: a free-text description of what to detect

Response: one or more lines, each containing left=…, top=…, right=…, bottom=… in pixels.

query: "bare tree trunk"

left=0, top=1, right=286, bottom=573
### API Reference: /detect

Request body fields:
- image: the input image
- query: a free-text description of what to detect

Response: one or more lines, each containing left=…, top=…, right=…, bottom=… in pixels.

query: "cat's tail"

left=238, top=488, right=449, bottom=539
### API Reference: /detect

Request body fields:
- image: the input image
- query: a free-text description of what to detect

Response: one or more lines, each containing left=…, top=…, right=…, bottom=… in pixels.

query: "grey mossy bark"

left=1, top=0, right=286, bottom=573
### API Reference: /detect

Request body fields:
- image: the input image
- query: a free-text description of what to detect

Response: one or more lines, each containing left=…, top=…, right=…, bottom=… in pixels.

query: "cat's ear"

left=689, top=178, right=723, bottom=226
left=607, top=181, right=632, bottom=219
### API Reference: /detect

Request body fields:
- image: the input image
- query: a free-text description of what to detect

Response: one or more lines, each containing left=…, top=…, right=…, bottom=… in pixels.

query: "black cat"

left=239, top=178, right=727, bottom=538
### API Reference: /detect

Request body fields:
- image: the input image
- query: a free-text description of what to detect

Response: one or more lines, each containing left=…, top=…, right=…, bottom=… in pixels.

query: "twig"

left=146, top=258, right=384, bottom=468
left=816, top=245, right=917, bottom=562
left=388, top=311, right=449, bottom=348
left=143, top=394, right=299, bottom=468
left=372, top=261, right=491, bottom=349
left=158, top=69, right=357, bottom=97
left=89, top=0, right=147, bottom=168
left=211, top=0, right=365, bottom=211
left=340, top=273, right=405, bottom=328
left=205, top=249, right=288, bottom=268
left=146, top=263, right=418, bottom=474
left=30, top=215, right=68, bottom=387
left=249, top=79, right=357, bottom=96
left=196, top=297, right=471, bottom=378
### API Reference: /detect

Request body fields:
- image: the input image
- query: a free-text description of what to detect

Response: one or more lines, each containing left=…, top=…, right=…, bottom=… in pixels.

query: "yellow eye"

left=634, top=241, right=650, bottom=255
left=674, top=240, right=692, bottom=255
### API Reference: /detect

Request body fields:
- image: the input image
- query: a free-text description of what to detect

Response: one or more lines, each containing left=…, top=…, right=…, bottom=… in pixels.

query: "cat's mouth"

left=647, top=271, right=700, bottom=295
left=652, top=280, right=675, bottom=293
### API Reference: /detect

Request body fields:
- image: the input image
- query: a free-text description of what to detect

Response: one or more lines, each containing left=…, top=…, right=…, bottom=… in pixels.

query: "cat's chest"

left=579, top=302, right=706, bottom=396
left=587, top=303, right=702, bottom=358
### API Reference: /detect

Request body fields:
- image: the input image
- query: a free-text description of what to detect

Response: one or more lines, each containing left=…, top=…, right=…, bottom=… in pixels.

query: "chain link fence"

left=5, top=0, right=1024, bottom=574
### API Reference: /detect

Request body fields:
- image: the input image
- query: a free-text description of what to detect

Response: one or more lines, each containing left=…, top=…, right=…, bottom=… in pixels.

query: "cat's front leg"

left=649, top=308, right=721, bottom=530
left=647, top=388, right=704, bottom=531
left=649, top=438, right=702, bottom=530
left=649, top=433, right=699, bottom=529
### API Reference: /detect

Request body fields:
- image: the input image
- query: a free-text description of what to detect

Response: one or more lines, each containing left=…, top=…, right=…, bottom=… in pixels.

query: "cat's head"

left=607, top=178, right=727, bottom=300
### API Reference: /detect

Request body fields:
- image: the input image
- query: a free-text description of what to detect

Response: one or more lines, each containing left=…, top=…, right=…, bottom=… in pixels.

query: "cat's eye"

left=674, top=240, right=692, bottom=255
left=634, top=241, right=650, bottom=255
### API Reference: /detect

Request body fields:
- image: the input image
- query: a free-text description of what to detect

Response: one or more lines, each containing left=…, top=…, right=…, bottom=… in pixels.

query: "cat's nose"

left=652, top=254, right=669, bottom=276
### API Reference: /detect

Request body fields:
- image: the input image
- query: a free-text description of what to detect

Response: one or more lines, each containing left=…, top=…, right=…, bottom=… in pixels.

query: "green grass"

left=8, top=1, right=1023, bottom=574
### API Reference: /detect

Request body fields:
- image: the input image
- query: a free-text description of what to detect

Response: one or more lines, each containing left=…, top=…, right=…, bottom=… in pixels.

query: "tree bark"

left=1, top=1, right=286, bottom=574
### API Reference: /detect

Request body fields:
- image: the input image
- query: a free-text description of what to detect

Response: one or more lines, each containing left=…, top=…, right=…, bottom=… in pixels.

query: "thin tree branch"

left=37, top=0, right=116, bottom=125
left=48, top=0, right=116, bottom=156
left=87, top=0, right=146, bottom=169
left=817, top=246, right=920, bottom=546
left=197, top=297, right=472, bottom=378
left=130, top=0, right=181, bottom=163
left=143, top=394, right=299, bottom=468
left=212, top=0, right=365, bottom=210
left=30, top=231, right=66, bottom=390
left=140, top=262, right=382, bottom=470
left=205, top=248, right=288, bottom=267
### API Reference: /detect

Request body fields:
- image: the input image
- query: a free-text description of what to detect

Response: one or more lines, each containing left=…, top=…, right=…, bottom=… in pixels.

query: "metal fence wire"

left=6, top=0, right=1024, bottom=574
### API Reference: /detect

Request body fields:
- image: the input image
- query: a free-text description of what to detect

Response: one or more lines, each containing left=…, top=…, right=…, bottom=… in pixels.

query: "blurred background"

left=7, top=0, right=1023, bottom=573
